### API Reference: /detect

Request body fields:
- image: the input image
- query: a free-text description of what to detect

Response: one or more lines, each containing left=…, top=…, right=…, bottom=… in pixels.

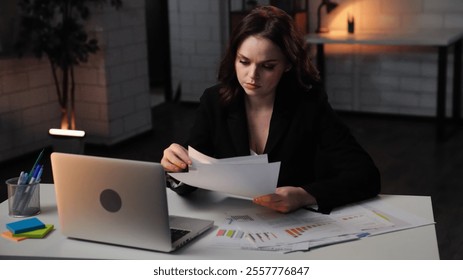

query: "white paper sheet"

left=168, top=147, right=280, bottom=198
left=188, top=146, right=268, bottom=167
left=226, top=197, right=435, bottom=249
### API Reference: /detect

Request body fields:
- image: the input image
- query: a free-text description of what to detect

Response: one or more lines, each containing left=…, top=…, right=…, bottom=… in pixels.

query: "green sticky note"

left=13, top=224, right=54, bottom=238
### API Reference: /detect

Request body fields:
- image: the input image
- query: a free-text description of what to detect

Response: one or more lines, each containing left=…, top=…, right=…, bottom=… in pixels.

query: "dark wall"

left=145, top=0, right=171, bottom=91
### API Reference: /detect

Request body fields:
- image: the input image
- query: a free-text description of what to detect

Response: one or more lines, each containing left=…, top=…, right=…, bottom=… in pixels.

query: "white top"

left=0, top=184, right=439, bottom=259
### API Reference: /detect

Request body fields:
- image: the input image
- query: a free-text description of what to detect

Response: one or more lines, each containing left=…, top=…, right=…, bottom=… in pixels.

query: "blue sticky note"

left=6, top=217, right=45, bottom=234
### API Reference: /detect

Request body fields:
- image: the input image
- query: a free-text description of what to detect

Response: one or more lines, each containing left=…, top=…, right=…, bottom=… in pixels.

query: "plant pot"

left=49, top=129, right=85, bottom=154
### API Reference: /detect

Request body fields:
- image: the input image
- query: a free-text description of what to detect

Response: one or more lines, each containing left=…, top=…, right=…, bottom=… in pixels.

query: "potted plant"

left=15, top=0, right=122, bottom=132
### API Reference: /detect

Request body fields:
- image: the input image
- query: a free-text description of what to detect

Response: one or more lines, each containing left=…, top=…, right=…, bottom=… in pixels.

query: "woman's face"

left=235, top=35, right=290, bottom=99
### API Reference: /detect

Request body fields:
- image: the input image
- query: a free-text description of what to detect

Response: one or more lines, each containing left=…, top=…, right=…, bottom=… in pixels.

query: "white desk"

left=306, top=30, right=463, bottom=141
left=0, top=184, right=439, bottom=259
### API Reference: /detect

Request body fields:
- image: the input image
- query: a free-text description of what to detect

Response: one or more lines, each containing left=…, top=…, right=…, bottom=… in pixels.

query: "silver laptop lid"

left=51, top=152, right=173, bottom=252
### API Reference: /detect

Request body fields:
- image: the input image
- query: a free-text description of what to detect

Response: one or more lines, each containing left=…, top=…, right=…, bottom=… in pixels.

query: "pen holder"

left=6, top=177, right=41, bottom=217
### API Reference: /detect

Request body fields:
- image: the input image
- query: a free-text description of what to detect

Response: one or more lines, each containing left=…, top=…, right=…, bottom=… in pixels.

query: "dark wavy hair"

left=218, top=5, right=320, bottom=105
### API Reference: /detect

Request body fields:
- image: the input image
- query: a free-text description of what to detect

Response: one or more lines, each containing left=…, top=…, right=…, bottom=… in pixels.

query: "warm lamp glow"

left=49, top=128, right=86, bottom=138
left=316, top=0, right=339, bottom=33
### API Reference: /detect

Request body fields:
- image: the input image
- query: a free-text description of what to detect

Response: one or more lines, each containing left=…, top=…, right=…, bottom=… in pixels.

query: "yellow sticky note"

left=1, top=231, right=28, bottom=242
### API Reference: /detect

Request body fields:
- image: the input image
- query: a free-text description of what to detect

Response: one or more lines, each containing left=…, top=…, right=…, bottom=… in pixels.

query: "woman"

left=161, top=6, right=380, bottom=214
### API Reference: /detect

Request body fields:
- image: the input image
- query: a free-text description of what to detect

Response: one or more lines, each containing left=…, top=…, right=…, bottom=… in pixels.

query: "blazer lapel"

left=227, top=97, right=250, bottom=156
left=264, top=105, right=291, bottom=154
left=264, top=90, right=293, bottom=154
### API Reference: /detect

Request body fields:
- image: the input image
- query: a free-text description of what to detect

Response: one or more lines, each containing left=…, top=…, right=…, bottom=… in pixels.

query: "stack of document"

left=168, top=147, right=280, bottom=199
left=207, top=197, right=435, bottom=253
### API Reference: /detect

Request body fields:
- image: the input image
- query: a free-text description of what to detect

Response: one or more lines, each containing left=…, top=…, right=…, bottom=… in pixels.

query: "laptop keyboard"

left=170, top=228, right=190, bottom=243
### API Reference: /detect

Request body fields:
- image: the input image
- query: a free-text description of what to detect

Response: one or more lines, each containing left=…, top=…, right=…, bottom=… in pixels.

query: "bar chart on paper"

left=216, top=228, right=245, bottom=239
left=284, top=220, right=333, bottom=239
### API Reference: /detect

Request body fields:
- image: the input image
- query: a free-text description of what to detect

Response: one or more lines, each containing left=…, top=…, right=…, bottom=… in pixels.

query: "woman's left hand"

left=253, top=186, right=317, bottom=213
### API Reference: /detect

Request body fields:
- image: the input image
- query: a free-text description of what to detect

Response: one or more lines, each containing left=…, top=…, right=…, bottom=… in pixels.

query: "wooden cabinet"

left=228, top=0, right=308, bottom=34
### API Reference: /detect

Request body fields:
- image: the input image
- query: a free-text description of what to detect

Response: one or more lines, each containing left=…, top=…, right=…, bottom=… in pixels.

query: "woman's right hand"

left=161, top=143, right=192, bottom=172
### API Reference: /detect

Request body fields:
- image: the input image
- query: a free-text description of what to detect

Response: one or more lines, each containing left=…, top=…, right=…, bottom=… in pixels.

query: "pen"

left=18, top=171, right=27, bottom=185
left=12, top=172, right=28, bottom=211
left=17, top=165, right=43, bottom=214
left=29, top=164, right=42, bottom=184
left=36, top=166, right=43, bottom=182
left=26, top=148, right=45, bottom=183
left=17, top=184, right=38, bottom=214
left=13, top=148, right=44, bottom=213
left=13, top=149, right=45, bottom=213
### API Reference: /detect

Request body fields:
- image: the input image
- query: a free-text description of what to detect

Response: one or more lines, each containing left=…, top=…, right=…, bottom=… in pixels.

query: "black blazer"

left=183, top=83, right=380, bottom=213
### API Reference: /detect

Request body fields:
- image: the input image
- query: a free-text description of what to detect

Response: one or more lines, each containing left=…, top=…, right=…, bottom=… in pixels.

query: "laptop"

left=50, top=152, right=214, bottom=252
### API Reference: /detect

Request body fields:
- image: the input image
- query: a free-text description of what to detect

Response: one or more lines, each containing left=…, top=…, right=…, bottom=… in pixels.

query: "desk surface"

left=0, top=184, right=439, bottom=260
left=306, top=30, right=463, bottom=46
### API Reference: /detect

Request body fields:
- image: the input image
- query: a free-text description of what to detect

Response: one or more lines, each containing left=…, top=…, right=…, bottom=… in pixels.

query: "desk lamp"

left=49, top=128, right=86, bottom=154
left=316, top=0, right=339, bottom=33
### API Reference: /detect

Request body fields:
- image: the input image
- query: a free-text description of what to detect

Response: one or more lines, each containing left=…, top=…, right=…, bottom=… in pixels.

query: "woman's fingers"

left=253, top=194, right=289, bottom=212
left=161, top=144, right=192, bottom=172
left=253, top=187, right=316, bottom=213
